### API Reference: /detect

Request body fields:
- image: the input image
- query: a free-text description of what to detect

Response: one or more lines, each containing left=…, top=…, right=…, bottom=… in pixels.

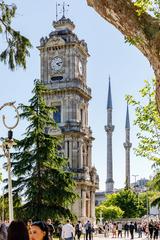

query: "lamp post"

left=0, top=102, right=19, bottom=222
left=132, top=174, right=139, bottom=189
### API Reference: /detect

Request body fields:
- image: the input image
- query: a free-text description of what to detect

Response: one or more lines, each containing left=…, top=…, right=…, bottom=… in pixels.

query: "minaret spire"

left=125, top=104, right=130, bottom=129
left=107, top=76, right=112, bottom=109
left=124, top=104, right=132, bottom=188
left=105, top=76, right=114, bottom=192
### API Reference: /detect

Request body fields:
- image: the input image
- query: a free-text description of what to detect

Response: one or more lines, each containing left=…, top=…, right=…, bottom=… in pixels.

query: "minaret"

left=105, top=77, right=114, bottom=192
left=123, top=104, right=132, bottom=188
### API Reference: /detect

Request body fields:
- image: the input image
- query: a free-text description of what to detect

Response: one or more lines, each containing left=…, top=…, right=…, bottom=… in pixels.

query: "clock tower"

left=38, top=16, right=99, bottom=222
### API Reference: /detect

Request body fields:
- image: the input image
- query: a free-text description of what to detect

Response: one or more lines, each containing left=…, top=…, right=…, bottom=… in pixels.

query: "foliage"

left=10, top=80, right=77, bottom=220
left=0, top=1, right=32, bottom=70
left=125, top=79, right=160, bottom=163
left=96, top=205, right=124, bottom=221
left=102, top=189, right=147, bottom=218
left=125, top=79, right=160, bottom=206
left=0, top=192, right=22, bottom=220
left=134, top=0, right=160, bottom=17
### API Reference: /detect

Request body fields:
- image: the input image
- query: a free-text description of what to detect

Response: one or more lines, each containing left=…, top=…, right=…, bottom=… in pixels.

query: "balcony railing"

left=47, top=78, right=91, bottom=97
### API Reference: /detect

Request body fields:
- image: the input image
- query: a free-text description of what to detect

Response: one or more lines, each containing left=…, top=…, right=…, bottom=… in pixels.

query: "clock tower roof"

left=53, top=16, right=75, bottom=32
left=38, top=17, right=89, bottom=56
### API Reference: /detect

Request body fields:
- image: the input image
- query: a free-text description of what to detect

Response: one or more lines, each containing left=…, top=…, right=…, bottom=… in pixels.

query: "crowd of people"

left=0, top=219, right=53, bottom=240
left=101, top=220, right=160, bottom=239
left=0, top=219, right=93, bottom=240
left=0, top=218, right=160, bottom=240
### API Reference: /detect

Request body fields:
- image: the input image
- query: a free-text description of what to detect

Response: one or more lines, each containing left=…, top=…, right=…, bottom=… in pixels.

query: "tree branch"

left=86, top=0, right=160, bottom=112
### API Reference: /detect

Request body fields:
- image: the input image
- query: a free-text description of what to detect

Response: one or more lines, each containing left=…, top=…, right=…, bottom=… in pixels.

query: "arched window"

left=53, top=106, right=61, bottom=123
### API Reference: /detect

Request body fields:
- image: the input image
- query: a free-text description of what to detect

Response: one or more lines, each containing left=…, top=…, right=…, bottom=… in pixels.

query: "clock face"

left=51, top=57, right=63, bottom=72
left=78, top=60, right=83, bottom=75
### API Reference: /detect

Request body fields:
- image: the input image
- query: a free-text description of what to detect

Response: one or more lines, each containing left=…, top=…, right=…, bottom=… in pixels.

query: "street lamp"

left=0, top=102, right=19, bottom=222
left=132, top=174, right=139, bottom=189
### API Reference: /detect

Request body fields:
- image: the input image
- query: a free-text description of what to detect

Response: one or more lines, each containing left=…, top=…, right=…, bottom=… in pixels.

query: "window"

left=67, top=141, right=69, bottom=158
left=51, top=76, right=63, bottom=81
left=80, top=109, right=83, bottom=123
left=53, top=106, right=61, bottom=123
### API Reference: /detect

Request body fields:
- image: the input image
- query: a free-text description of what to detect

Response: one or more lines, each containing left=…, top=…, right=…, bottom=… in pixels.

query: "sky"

left=0, top=0, right=154, bottom=191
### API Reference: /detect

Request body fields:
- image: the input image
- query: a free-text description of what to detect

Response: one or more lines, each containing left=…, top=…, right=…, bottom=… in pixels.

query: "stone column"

left=79, top=140, right=83, bottom=168
left=90, top=191, right=95, bottom=218
left=81, top=190, right=86, bottom=217
left=88, top=143, right=92, bottom=167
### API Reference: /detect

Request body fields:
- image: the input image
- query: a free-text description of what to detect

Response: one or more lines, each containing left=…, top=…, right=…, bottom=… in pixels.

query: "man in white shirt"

left=117, top=222, right=123, bottom=237
left=61, top=220, right=74, bottom=240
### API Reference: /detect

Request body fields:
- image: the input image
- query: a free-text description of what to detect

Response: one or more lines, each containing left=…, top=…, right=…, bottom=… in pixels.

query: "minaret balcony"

left=123, top=142, right=132, bottom=148
left=105, top=125, right=115, bottom=133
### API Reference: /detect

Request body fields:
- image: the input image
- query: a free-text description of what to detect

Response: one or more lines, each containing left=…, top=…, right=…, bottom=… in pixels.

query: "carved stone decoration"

left=46, top=36, right=65, bottom=47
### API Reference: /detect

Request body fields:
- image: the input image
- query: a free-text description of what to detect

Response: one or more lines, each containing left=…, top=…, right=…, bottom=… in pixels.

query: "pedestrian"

left=46, top=219, right=54, bottom=240
left=117, top=222, right=122, bottom=238
left=103, top=222, right=109, bottom=238
left=129, top=222, right=135, bottom=239
left=75, top=221, right=82, bottom=240
left=124, top=222, right=129, bottom=238
left=7, top=220, right=29, bottom=240
left=137, top=222, right=142, bottom=238
left=61, top=220, right=74, bottom=240
left=0, top=223, right=7, bottom=240
left=112, top=223, right=117, bottom=238
left=30, top=221, right=49, bottom=240
left=84, top=221, right=92, bottom=240
left=149, top=220, right=154, bottom=240
left=153, top=223, right=159, bottom=240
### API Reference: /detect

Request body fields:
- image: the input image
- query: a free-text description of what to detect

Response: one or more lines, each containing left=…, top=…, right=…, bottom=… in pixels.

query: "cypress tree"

left=12, top=80, right=77, bottom=220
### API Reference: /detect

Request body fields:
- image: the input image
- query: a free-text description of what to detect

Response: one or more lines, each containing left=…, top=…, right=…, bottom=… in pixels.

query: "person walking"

left=149, top=220, right=154, bottom=240
left=104, top=222, right=109, bottom=238
left=137, top=222, right=142, bottom=238
left=75, top=221, right=82, bottom=240
left=124, top=222, right=130, bottom=238
left=61, top=220, right=74, bottom=240
left=129, top=222, right=135, bottom=239
left=84, top=221, right=92, bottom=240
left=117, top=222, right=122, bottom=238
left=46, top=219, right=54, bottom=240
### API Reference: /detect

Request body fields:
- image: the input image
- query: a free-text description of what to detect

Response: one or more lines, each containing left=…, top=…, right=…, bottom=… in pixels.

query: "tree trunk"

left=86, top=0, right=160, bottom=112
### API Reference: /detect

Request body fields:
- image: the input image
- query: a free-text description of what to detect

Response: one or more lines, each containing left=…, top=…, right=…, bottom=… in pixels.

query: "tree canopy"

left=126, top=79, right=160, bottom=207
left=86, top=0, right=160, bottom=113
left=102, top=189, right=147, bottom=218
left=0, top=1, right=32, bottom=70
left=96, top=205, right=124, bottom=221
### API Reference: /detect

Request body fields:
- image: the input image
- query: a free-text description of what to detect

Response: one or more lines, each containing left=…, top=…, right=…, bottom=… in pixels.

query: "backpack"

left=75, top=224, right=79, bottom=231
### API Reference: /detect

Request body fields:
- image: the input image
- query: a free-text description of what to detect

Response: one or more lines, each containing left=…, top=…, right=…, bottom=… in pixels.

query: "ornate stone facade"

left=37, top=16, right=99, bottom=222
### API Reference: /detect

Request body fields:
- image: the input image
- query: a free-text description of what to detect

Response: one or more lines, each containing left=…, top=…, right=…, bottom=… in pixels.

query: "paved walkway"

left=84, top=233, right=148, bottom=240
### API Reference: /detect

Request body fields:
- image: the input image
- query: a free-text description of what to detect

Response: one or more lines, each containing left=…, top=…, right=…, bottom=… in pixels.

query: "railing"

left=47, top=78, right=91, bottom=96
